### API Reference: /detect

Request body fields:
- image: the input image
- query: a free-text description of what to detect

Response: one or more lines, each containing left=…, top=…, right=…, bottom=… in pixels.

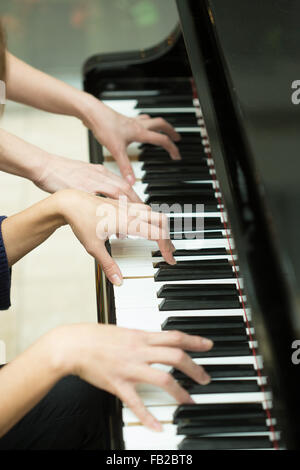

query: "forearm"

left=5, top=52, right=98, bottom=122
left=1, top=192, right=65, bottom=266
left=0, top=328, right=67, bottom=438
left=0, top=128, right=51, bottom=182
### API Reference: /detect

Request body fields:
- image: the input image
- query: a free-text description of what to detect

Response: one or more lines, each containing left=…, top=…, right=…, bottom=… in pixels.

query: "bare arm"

left=5, top=52, right=181, bottom=184
left=6, top=52, right=91, bottom=119
left=0, top=128, right=141, bottom=202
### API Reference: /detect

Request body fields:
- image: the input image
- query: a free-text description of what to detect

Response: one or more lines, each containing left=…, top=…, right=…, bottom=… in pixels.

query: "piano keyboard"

left=99, top=80, right=282, bottom=450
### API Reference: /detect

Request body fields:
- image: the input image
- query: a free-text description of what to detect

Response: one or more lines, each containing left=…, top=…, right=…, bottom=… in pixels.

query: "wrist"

left=52, top=188, right=82, bottom=224
left=73, top=91, right=101, bottom=129
left=41, top=325, right=75, bottom=379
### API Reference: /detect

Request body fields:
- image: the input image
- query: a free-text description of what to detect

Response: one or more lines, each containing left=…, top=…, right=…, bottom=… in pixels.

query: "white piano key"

left=124, top=389, right=271, bottom=407
left=160, top=355, right=263, bottom=368
left=175, top=127, right=201, bottom=133
left=123, top=424, right=181, bottom=450
left=123, top=405, right=177, bottom=424
left=137, top=107, right=197, bottom=114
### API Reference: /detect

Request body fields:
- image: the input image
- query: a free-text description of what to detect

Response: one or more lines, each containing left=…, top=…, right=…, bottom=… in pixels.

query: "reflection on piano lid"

left=83, top=0, right=300, bottom=450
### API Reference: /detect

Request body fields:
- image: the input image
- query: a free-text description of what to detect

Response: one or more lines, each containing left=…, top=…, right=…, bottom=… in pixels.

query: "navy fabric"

left=0, top=216, right=11, bottom=310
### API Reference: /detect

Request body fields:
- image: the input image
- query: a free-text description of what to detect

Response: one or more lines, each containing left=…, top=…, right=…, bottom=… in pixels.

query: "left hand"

left=83, top=99, right=181, bottom=185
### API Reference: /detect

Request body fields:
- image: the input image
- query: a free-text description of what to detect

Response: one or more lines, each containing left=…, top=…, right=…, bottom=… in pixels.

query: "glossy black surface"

left=177, top=0, right=300, bottom=448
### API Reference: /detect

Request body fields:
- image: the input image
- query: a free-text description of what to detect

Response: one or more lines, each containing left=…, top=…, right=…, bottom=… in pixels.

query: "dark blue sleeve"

left=0, top=216, right=11, bottom=310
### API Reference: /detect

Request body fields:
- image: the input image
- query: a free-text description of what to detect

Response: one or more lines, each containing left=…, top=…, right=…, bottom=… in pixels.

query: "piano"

left=83, top=0, right=300, bottom=450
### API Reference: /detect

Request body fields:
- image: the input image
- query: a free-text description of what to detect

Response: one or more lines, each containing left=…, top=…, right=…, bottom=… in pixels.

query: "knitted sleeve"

left=0, top=216, right=11, bottom=310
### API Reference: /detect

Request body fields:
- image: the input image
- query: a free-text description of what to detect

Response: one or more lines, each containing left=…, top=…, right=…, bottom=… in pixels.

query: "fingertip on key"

left=200, top=373, right=211, bottom=386
left=201, top=338, right=214, bottom=349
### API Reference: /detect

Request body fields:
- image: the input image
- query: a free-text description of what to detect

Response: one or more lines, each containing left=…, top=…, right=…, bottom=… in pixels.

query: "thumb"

left=97, top=243, right=123, bottom=286
left=114, top=149, right=136, bottom=186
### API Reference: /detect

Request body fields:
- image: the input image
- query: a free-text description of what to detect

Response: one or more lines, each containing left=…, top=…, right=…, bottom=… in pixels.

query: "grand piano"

left=83, top=0, right=300, bottom=450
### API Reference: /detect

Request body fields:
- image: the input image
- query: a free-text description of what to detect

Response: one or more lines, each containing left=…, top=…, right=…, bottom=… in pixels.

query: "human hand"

left=83, top=98, right=181, bottom=185
left=56, top=189, right=176, bottom=285
left=52, top=324, right=213, bottom=431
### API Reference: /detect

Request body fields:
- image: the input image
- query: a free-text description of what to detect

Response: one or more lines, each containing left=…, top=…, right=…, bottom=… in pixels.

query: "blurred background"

left=0, top=0, right=178, bottom=361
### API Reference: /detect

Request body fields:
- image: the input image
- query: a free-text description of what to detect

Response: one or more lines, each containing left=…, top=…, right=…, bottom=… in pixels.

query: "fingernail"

left=172, top=152, right=182, bottom=160
left=200, top=373, right=211, bottom=385
left=174, top=133, right=181, bottom=142
left=111, top=274, right=123, bottom=286
left=202, top=338, right=214, bottom=349
left=126, top=174, right=135, bottom=186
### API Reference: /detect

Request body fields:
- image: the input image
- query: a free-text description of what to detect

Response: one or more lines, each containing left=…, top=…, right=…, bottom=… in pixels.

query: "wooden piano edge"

left=95, top=240, right=125, bottom=450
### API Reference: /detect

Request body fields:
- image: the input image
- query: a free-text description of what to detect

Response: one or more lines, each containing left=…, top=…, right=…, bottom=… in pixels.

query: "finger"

left=128, top=206, right=164, bottom=227
left=109, top=179, right=142, bottom=203
left=127, top=220, right=167, bottom=241
left=117, top=383, right=162, bottom=431
left=95, top=243, right=123, bottom=286
left=139, top=129, right=181, bottom=160
left=114, top=150, right=136, bottom=186
left=136, top=367, right=194, bottom=405
left=144, top=117, right=181, bottom=142
left=147, top=330, right=213, bottom=352
left=145, top=346, right=211, bottom=385
left=138, top=114, right=151, bottom=119
left=157, top=239, right=176, bottom=265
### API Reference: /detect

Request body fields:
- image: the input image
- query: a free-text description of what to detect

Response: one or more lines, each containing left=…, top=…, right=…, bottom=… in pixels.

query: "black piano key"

left=162, top=316, right=244, bottom=328
left=140, top=144, right=205, bottom=155
left=141, top=111, right=197, bottom=121
left=143, top=172, right=211, bottom=183
left=154, top=267, right=234, bottom=281
left=136, top=94, right=194, bottom=107
left=155, top=259, right=232, bottom=276
left=178, top=436, right=274, bottom=450
left=148, top=202, right=220, bottom=213
left=183, top=380, right=260, bottom=394
left=170, top=231, right=224, bottom=240
left=145, top=181, right=214, bottom=193
left=155, top=259, right=230, bottom=268
left=177, top=421, right=268, bottom=436
left=168, top=218, right=222, bottom=231
left=152, top=248, right=228, bottom=257
left=141, top=161, right=208, bottom=170
left=147, top=188, right=215, bottom=199
left=140, top=133, right=204, bottom=147
left=188, top=342, right=252, bottom=357
left=173, top=403, right=264, bottom=423
left=156, top=283, right=237, bottom=298
left=167, top=329, right=247, bottom=342
left=171, top=364, right=256, bottom=381
left=140, top=148, right=206, bottom=159
left=139, top=154, right=205, bottom=163
left=159, top=297, right=240, bottom=311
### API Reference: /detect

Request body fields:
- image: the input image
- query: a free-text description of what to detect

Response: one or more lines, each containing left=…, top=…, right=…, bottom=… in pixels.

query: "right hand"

left=52, top=324, right=213, bottom=431
left=56, top=189, right=176, bottom=286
